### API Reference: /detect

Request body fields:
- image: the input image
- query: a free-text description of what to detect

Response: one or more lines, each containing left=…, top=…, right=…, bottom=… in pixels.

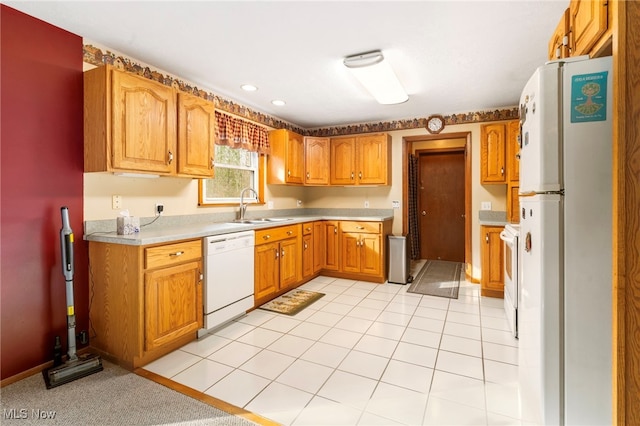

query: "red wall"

left=1, top=5, right=86, bottom=380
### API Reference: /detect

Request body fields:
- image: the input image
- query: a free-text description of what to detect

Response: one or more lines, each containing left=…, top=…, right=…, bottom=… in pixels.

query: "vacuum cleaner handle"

left=60, top=206, right=74, bottom=281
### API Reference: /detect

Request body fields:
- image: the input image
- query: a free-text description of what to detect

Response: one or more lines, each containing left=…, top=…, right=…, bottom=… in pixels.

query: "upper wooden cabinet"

left=569, top=0, right=609, bottom=57
left=177, top=92, right=215, bottom=178
left=506, top=120, right=520, bottom=184
left=330, top=133, right=391, bottom=186
left=304, top=137, right=330, bottom=185
left=480, top=123, right=507, bottom=184
left=549, top=8, right=571, bottom=60
left=84, top=65, right=216, bottom=178
left=267, top=129, right=305, bottom=185
left=84, top=65, right=177, bottom=175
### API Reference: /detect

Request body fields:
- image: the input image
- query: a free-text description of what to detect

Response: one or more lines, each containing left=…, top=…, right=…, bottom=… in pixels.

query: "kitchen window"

left=199, top=145, right=265, bottom=205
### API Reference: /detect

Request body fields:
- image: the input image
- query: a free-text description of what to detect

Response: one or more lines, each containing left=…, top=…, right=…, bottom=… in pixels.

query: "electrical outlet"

left=155, top=203, right=164, bottom=216
left=364, top=200, right=370, bottom=208
left=267, top=201, right=274, bottom=209
left=481, top=201, right=492, bottom=211
left=392, top=200, right=400, bottom=209
left=112, top=195, right=122, bottom=210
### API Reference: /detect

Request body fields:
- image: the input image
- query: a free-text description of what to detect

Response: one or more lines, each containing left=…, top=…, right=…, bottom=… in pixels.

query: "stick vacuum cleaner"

left=43, top=206, right=103, bottom=389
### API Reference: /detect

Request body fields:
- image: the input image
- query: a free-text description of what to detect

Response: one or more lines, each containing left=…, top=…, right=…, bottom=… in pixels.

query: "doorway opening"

left=402, top=132, right=472, bottom=277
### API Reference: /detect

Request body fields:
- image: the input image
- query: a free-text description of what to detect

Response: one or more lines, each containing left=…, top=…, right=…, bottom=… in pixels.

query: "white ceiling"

left=5, top=1, right=568, bottom=129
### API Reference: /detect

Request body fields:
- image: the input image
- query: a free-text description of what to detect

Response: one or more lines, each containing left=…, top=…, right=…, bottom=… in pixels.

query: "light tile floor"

left=145, top=261, right=521, bottom=425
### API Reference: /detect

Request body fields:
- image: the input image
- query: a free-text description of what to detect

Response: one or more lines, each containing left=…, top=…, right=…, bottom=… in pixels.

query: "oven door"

left=500, top=225, right=519, bottom=337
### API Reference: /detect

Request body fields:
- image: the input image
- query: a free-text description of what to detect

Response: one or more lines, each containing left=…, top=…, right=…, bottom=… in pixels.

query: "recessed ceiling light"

left=241, top=84, right=258, bottom=91
left=271, top=100, right=286, bottom=106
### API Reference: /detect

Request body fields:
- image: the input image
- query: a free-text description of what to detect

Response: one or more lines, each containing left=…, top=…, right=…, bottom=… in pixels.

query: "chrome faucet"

left=239, top=187, right=258, bottom=220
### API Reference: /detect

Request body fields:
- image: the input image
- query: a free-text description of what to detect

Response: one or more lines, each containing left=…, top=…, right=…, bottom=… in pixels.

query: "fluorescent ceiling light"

left=343, top=50, right=408, bottom=105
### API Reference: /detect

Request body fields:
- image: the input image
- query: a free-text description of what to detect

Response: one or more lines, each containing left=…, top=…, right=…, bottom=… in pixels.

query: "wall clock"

left=426, top=115, right=445, bottom=134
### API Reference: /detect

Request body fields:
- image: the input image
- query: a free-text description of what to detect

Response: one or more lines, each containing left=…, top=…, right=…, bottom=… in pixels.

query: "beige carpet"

left=0, top=360, right=262, bottom=426
left=406, top=259, right=462, bottom=299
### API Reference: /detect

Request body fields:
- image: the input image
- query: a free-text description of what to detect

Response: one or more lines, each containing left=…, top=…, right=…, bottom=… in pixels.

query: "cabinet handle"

left=334, top=227, right=338, bottom=234
left=350, top=172, right=354, bottom=180
left=170, top=251, right=184, bottom=257
left=263, top=235, right=271, bottom=240
left=275, top=249, right=279, bottom=260
left=305, top=227, right=311, bottom=232
left=287, top=230, right=293, bottom=235
left=304, top=242, right=308, bottom=250
left=356, top=226, right=365, bottom=230
left=485, top=233, right=489, bottom=243
left=500, top=167, right=504, bottom=175
left=306, top=172, right=310, bottom=179
left=359, top=171, right=362, bottom=179
left=168, top=151, right=174, bottom=164
left=281, top=249, right=285, bottom=258
left=287, top=169, right=291, bottom=177
left=210, top=157, right=214, bottom=169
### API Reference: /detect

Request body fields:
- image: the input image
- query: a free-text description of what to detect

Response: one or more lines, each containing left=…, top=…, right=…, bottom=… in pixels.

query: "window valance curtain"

left=215, top=111, right=270, bottom=154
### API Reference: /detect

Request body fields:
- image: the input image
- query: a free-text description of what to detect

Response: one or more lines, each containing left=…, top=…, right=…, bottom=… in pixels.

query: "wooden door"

left=570, top=0, right=608, bottom=57
left=286, top=132, right=305, bottom=184
left=279, top=238, right=299, bottom=289
left=481, top=226, right=504, bottom=297
left=312, top=221, right=325, bottom=273
left=302, top=234, right=314, bottom=279
left=144, top=260, right=202, bottom=351
left=357, top=134, right=388, bottom=185
left=480, top=123, right=506, bottom=183
left=341, top=232, right=361, bottom=273
left=111, top=69, right=176, bottom=174
left=323, top=222, right=340, bottom=271
left=360, top=233, right=382, bottom=276
left=330, top=137, right=356, bottom=185
left=418, top=149, right=465, bottom=262
left=177, top=92, right=215, bottom=177
left=304, top=137, right=329, bottom=185
left=254, top=243, right=279, bottom=303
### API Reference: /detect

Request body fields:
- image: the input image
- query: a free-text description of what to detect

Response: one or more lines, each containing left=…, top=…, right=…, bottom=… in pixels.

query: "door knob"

left=421, top=211, right=426, bottom=216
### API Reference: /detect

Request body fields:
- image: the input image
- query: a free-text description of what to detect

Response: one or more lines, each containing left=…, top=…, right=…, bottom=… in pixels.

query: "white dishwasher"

left=201, top=230, right=255, bottom=336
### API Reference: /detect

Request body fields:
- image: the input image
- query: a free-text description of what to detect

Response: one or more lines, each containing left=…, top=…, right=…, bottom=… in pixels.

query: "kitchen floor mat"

left=259, top=289, right=325, bottom=316
left=406, top=259, right=462, bottom=299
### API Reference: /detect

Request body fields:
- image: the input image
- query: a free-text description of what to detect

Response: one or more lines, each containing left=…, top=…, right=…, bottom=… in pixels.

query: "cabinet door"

left=341, top=232, right=361, bottom=274
left=570, top=0, right=608, bottom=57
left=177, top=92, right=215, bottom=177
left=304, top=137, right=329, bottom=185
left=255, top=242, right=279, bottom=303
left=302, top=234, right=314, bottom=279
left=548, top=8, right=570, bottom=60
left=312, top=221, right=325, bottom=273
left=360, top=233, right=382, bottom=276
left=144, top=260, right=202, bottom=351
left=111, top=70, right=177, bottom=174
left=286, top=132, right=305, bottom=184
left=330, top=137, right=356, bottom=185
left=481, top=226, right=504, bottom=297
left=508, top=185, right=520, bottom=224
left=357, top=134, right=389, bottom=185
left=279, top=238, right=300, bottom=289
left=324, top=222, right=340, bottom=271
left=506, top=120, right=520, bottom=183
left=480, top=123, right=506, bottom=184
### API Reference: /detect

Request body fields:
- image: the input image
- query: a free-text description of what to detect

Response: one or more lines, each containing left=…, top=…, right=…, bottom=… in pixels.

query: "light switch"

left=481, top=201, right=492, bottom=211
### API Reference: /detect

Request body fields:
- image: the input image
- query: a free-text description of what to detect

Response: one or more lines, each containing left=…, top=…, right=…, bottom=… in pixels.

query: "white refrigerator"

left=518, top=55, right=612, bottom=425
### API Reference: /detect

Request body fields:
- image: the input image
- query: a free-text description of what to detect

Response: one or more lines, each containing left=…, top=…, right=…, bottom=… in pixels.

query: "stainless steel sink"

left=231, top=218, right=293, bottom=224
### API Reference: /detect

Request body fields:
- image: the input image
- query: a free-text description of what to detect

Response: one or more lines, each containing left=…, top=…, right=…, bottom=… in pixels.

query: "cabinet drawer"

left=255, top=224, right=300, bottom=245
left=340, top=221, right=381, bottom=234
left=302, top=223, right=313, bottom=235
left=145, top=240, right=202, bottom=270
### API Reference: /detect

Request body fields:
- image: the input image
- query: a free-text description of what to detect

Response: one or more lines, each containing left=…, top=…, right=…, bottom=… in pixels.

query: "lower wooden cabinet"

left=481, top=225, right=504, bottom=298
left=253, top=224, right=302, bottom=307
left=340, top=221, right=383, bottom=277
left=88, top=239, right=203, bottom=369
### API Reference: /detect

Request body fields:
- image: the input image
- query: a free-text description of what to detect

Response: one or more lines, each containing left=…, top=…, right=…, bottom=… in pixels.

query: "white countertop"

left=85, top=215, right=394, bottom=246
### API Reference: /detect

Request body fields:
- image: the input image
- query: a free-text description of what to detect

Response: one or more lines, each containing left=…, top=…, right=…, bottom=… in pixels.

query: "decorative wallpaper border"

left=83, top=44, right=518, bottom=137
